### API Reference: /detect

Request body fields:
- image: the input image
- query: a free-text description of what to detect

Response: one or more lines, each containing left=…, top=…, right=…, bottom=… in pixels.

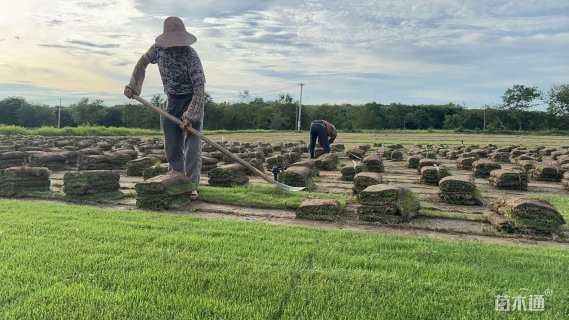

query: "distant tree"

left=0, top=97, right=28, bottom=125
left=500, top=85, right=542, bottom=130
left=547, top=84, right=569, bottom=117
left=71, top=98, right=106, bottom=125
left=100, top=107, right=124, bottom=127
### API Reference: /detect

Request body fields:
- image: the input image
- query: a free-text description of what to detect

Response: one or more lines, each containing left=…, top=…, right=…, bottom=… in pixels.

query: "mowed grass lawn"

left=1, top=200, right=569, bottom=319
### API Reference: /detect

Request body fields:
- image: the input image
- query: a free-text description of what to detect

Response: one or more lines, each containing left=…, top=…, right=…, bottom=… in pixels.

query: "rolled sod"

left=390, top=150, right=404, bottom=161
left=472, top=160, right=501, bottom=178
left=420, top=166, right=451, bottom=185
left=0, top=166, right=51, bottom=197
left=352, top=172, right=383, bottom=194
left=532, top=164, right=561, bottom=182
left=278, top=166, right=315, bottom=189
left=407, top=155, right=423, bottom=169
left=456, top=157, right=477, bottom=170
left=315, top=153, right=339, bottom=171
left=438, top=175, right=482, bottom=206
left=362, top=154, right=384, bottom=173
left=63, top=170, right=120, bottom=196
left=208, top=164, right=249, bottom=187
left=488, top=169, right=528, bottom=191
left=340, top=165, right=356, bottom=181
left=417, top=159, right=440, bottom=173
left=296, top=199, right=341, bottom=221
left=489, top=197, right=565, bottom=235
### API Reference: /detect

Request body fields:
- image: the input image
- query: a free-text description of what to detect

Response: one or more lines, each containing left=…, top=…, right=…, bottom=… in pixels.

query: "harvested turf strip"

left=126, top=157, right=156, bottom=177
left=315, top=153, right=339, bottom=170
left=420, top=166, right=451, bottom=185
left=135, top=174, right=193, bottom=210
left=489, top=197, right=565, bottom=234
left=208, top=164, right=249, bottom=187
left=407, top=156, right=422, bottom=169
left=340, top=165, right=356, bottom=181
left=472, top=160, right=501, bottom=178
left=63, top=170, right=120, bottom=196
left=79, top=155, right=114, bottom=170
left=296, top=199, right=341, bottom=221
left=352, top=172, right=383, bottom=194
left=278, top=166, right=314, bottom=189
left=438, top=175, right=482, bottom=206
left=0, top=166, right=50, bottom=197
left=456, top=157, right=477, bottom=170
left=362, top=154, right=384, bottom=172
left=532, top=164, right=561, bottom=182
left=488, top=169, right=528, bottom=191
left=357, top=185, right=420, bottom=222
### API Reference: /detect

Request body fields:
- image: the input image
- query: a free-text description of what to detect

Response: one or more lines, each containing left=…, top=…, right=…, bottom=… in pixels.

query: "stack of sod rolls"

left=420, top=165, right=451, bottom=185
left=278, top=166, right=315, bottom=190
left=352, top=172, right=382, bottom=194
left=357, top=185, right=420, bottom=223
left=208, top=164, right=249, bottom=187
left=362, top=154, right=384, bottom=173
left=135, top=174, right=194, bottom=210
left=0, top=166, right=50, bottom=197
left=488, top=169, right=528, bottom=191
left=63, top=170, right=121, bottom=197
left=296, top=199, right=341, bottom=221
left=489, top=197, right=565, bottom=235
left=472, top=160, right=501, bottom=178
left=438, top=175, right=482, bottom=205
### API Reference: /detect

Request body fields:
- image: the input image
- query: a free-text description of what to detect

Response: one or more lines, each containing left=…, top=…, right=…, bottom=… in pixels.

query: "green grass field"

left=1, top=200, right=568, bottom=319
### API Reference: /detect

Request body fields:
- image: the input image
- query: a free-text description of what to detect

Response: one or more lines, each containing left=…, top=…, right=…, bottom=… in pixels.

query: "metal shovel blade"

left=275, top=181, right=306, bottom=192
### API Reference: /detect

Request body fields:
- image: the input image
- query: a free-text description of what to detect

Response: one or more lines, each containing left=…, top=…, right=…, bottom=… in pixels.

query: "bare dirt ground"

left=44, top=153, right=569, bottom=247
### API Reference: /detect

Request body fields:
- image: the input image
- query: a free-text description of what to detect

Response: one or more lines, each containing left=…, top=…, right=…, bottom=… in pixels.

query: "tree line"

left=1, top=84, right=568, bottom=132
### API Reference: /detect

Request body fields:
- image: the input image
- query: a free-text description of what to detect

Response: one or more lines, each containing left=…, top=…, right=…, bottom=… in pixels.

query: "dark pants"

left=163, top=94, right=203, bottom=187
left=309, top=121, right=330, bottom=159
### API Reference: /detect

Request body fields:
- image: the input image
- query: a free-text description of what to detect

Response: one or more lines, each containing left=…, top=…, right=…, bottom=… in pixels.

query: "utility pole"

left=483, top=106, right=487, bottom=131
left=297, top=83, right=304, bottom=132
left=57, top=97, right=62, bottom=128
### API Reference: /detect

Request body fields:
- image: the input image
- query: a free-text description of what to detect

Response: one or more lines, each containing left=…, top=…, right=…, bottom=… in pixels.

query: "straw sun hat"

left=155, top=16, right=197, bottom=48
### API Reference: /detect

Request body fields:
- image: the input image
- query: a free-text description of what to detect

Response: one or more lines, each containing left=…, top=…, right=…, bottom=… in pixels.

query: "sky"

left=0, top=0, right=568, bottom=108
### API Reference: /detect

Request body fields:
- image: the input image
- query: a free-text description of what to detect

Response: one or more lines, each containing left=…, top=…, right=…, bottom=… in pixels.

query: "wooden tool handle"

left=133, top=95, right=275, bottom=184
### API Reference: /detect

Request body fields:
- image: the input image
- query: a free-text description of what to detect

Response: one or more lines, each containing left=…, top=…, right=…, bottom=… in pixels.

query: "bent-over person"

left=309, top=120, right=337, bottom=159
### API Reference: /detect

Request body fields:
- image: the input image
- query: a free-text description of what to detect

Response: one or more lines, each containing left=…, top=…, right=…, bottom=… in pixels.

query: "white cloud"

left=0, top=0, right=568, bottom=107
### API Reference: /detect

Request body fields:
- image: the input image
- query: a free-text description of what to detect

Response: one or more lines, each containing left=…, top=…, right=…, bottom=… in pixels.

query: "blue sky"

left=0, top=0, right=568, bottom=108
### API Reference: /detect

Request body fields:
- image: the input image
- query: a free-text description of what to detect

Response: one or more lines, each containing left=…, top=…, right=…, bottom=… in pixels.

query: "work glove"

left=123, top=86, right=137, bottom=99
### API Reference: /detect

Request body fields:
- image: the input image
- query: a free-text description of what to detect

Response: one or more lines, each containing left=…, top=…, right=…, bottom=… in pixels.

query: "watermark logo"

left=495, top=289, right=552, bottom=312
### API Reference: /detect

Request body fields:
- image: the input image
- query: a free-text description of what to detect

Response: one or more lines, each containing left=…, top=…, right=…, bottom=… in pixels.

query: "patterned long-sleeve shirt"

left=127, top=45, right=206, bottom=122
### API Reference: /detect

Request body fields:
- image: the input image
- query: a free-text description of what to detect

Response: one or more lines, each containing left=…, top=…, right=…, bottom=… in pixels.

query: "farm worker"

left=124, top=16, right=205, bottom=200
left=308, top=120, right=337, bottom=159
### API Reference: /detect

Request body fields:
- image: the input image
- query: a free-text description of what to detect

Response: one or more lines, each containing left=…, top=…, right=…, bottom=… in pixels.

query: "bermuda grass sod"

left=1, top=200, right=569, bottom=319
left=199, top=184, right=350, bottom=210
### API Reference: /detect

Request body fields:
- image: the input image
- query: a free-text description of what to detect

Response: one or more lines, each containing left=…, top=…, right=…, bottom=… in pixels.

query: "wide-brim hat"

left=155, top=16, right=197, bottom=48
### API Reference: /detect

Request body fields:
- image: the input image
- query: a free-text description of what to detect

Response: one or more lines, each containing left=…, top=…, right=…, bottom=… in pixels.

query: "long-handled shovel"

left=132, top=95, right=306, bottom=192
